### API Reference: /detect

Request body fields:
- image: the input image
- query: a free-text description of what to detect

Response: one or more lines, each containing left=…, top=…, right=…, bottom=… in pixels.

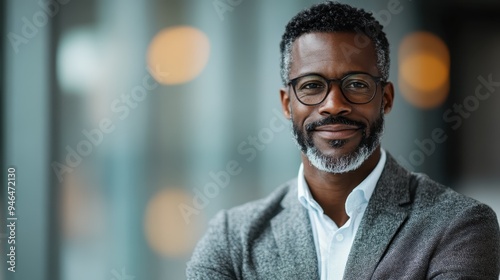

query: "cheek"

left=290, top=102, right=313, bottom=127
left=369, top=94, right=385, bottom=115
left=353, top=103, right=383, bottom=127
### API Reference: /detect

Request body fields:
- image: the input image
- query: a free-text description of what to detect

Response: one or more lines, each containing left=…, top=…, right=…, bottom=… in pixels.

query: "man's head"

left=279, top=1, right=390, bottom=86
left=279, top=2, right=394, bottom=174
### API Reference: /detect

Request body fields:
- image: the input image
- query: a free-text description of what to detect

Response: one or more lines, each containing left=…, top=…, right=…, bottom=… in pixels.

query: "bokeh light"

left=61, top=173, right=105, bottom=240
left=398, top=32, right=450, bottom=108
left=57, top=27, right=102, bottom=94
left=144, top=187, right=202, bottom=257
left=147, top=26, right=210, bottom=85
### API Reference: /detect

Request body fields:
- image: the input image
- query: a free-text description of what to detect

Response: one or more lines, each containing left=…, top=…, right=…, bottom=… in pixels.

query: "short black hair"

left=279, top=1, right=390, bottom=85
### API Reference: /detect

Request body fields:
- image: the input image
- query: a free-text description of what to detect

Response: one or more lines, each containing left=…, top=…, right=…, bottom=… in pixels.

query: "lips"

left=313, top=124, right=362, bottom=140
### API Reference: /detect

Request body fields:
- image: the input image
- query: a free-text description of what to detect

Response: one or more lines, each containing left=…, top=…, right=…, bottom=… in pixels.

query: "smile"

left=313, top=124, right=362, bottom=140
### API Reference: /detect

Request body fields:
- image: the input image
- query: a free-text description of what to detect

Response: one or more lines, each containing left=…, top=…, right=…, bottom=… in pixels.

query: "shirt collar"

left=297, top=149, right=387, bottom=215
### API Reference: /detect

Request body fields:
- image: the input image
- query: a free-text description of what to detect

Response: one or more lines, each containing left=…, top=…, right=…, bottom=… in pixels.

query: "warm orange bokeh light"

left=144, top=188, right=201, bottom=257
left=400, top=53, right=449, bottom=92
left=147, top=26, right=210, bottom=85
left=398, top=32, right=450, bottom=108
left=61, top=173, right=105, bottom=240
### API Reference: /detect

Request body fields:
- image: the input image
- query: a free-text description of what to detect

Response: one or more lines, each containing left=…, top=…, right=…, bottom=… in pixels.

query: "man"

left=187, top=2, right=500, bottom=279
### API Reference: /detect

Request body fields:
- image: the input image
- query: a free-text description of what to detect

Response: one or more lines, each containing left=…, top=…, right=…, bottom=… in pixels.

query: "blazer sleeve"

left=427, top=203, right=500, bottom=280
left=186, top=210, right=239, bottom=280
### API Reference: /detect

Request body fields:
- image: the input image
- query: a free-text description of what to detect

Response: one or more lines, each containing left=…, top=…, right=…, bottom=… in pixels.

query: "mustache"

left=305, top=115, right=366, bottom=132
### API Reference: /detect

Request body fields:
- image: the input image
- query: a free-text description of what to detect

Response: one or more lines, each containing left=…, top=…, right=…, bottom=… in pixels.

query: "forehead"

left=289, top=32, right=379, bottom=78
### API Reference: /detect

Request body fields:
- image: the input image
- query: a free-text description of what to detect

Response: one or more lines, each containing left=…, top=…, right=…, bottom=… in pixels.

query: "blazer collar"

left=344, top=153, right=413, bottom=280
left=270, top=153, right=413, bottom=280
left=271, top=179, right=320, bottom=279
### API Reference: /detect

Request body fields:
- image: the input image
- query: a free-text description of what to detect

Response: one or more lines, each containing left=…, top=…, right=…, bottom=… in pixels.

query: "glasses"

left=288, top=72, right=384, bottom=106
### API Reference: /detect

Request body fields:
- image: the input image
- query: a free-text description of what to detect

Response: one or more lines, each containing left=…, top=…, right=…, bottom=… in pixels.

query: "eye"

left=344, top=80, right=369, bottom=89
left=300, top=82, right=325, bottom=90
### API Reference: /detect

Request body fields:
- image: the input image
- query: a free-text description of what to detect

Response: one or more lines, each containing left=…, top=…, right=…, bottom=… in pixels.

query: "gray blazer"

left=187, top=154, right=500, bottom=279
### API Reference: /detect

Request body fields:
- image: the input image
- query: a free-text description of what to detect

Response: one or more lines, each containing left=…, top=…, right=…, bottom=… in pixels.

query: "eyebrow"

left=290, top=71, right=376, bottom=81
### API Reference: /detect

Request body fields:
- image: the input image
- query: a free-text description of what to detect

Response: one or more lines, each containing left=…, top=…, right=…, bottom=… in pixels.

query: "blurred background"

left=1, top=0, right=499, bottom=279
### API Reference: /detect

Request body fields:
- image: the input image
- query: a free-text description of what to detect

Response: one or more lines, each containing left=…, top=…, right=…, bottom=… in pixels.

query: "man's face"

left=280, top=32, right=394, bottom=173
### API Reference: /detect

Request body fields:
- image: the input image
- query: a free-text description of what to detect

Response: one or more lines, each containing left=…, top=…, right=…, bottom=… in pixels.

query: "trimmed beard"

left=291, top=112, right=384, bottom=174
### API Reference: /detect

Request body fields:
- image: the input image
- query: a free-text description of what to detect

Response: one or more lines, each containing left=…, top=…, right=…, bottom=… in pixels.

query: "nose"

left=317, top=82, right=352, bottom=116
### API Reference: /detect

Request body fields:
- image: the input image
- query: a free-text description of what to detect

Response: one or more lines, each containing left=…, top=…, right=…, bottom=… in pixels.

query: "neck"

left=302, top=147, right=381, bottom=226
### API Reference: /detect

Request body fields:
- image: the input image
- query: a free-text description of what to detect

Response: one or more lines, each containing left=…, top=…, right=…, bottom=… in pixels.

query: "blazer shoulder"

left=187, top=179, right=298, bottom=279
left=407, top=173, right=500, bottom=278
left=410, top=172, right=497, bottom=220
left=224, top=178, right=296, bottom=233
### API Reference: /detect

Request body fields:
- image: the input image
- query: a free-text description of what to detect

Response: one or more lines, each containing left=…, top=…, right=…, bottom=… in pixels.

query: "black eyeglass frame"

left=287, top=71, right=386, bottom=106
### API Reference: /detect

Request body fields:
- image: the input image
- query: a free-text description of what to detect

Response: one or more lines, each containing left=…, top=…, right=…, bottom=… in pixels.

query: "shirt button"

left=336, top=234, right=344, bottom=242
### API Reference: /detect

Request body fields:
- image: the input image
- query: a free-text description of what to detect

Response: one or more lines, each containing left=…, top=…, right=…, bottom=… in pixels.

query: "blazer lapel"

left=344, top=154, right=412, bottom=280
left=271, top=181, right=319, bottom=279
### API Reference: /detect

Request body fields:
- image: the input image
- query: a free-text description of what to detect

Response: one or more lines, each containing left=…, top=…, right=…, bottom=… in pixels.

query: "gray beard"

left=291, top=113, right=384, bottom=174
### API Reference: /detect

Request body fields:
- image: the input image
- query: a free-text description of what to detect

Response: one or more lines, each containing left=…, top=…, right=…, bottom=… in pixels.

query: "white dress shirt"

left=297, top=149, right=386, bottom=280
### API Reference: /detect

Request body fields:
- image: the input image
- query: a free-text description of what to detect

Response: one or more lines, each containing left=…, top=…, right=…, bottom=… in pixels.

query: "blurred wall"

left=3, top=1, right=52, bottom=279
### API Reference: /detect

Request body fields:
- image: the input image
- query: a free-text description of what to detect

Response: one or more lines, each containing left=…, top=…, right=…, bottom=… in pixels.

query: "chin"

left=306, top=139, right=379, bottom=174
left=313, top=136, right=360, bottom=156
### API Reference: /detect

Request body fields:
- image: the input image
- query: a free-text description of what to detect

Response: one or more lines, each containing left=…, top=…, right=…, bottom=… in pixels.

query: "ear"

left=381, top=82, right=395, bottom=114
left=280, top=88, right=292, bottom=119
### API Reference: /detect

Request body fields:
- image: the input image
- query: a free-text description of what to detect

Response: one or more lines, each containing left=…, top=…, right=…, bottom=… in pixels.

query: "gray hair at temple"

left=279, top=1, right=390, bottom=85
